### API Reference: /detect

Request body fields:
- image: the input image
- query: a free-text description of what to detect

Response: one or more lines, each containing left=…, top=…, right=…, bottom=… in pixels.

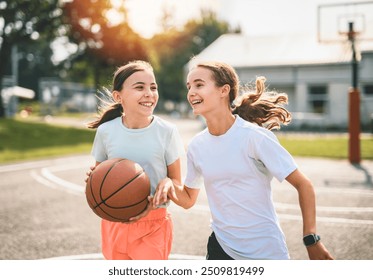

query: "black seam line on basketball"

left=101, top=195, right=148, bottom=209
left=89, top=161, right=116, bottom=208
left=96, top=200, right=148, bottom=223
left=98, top=201, right=148, bottom=222
left=93, top=197, right=148, bottom=222
left=97, top=159, right=128, bottom=207
left=94, top=170, right=145, bottom=209
left=90, top=158, right=126, bottom=208
left=89, top=171, right=101, bottom=209
left=94, top=170, right=144, bottom=209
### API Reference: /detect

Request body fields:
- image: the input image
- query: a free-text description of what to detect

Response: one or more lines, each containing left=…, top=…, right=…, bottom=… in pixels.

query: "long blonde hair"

left=87, top=60, right=154, bottom=129
left=195, top=61, right=291, bottom=130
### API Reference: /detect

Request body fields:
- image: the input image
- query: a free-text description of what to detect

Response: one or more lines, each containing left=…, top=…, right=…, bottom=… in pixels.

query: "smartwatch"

left=303, top=233, right=320, bottom=247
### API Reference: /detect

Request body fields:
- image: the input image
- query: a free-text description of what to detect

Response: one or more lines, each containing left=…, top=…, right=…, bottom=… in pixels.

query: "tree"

left=17, top=39, right=58, bottom=100
left=61, top=0, right=148, bottom=89
left=0, top=0, right=63, bottom=117
left=150, top=10, right=232, bottom=103
left=185, top=10, right=240, bottom=55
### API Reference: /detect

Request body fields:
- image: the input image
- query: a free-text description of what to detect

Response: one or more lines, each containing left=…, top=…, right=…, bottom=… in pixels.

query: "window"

left=308, top=85, right=328, bottom=114
left=363, top=85, right=373, bottom=96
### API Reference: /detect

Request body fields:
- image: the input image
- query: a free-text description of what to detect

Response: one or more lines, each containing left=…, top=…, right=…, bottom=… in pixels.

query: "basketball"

left=85, top=158, right=150, bottom=222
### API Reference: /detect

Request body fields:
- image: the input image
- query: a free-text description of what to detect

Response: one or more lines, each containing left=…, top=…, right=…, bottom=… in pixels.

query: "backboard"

left=318, top=1, right=373, bottom=43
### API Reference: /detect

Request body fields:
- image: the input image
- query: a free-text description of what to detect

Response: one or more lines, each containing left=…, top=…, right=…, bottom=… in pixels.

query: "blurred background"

left=1, top=0, right=373, bottom=163
left=0, top=0, right=372, bottom=129
left=1, top=0, right=236, bottom=119
left=0, top=0, right=373, bottom=261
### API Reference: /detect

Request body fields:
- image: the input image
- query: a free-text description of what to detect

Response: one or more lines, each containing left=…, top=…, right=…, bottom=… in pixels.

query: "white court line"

left=30, top=170, right=61, bottom=191
left=274, top=202, right=373, bottom=213
left=30, top=170, right=83, bottom=196
left=5, top=159, right=370, bottom=196
left=0, top=155, right=91, bottom=173
left=47, top=162, right=89, bottom=173
left=29, top=164, right=373, bottom=226
left=0, top=161, right=48, bottom=173
left=41, top=253, right=204, bottom=260
left=37, top=164, right=373, bottom=214
left=274, top=184, right=373, bottom=196
left=278, top=213, right=373, bottom=226
left=41, top=168, right=84, bottom=193
left=29, top=162, right=86, bottom=195
left=169, top=204, right=373, bottom=226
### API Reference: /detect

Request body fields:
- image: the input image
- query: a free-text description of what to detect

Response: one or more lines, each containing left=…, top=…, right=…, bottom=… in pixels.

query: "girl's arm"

left=84, top=161, right=101, bottom=183
left=129, top=158, right=187, bottom=222
left=154, top=159, right=200, bottom=209
left=286, top=169, right=334, bottom=260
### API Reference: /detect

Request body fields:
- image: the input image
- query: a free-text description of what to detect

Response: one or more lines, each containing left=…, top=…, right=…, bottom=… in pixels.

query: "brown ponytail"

left=87, top=60, right=153, bottom=129
left=194, top=61, right=291, bottom=130
left=86, top=88, right=123, bottom=129
left=233, top=76, right=291, bottom=130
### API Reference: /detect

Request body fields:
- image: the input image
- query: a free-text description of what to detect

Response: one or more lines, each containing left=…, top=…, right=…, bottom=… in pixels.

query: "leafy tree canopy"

left=61, top=0, right=149, bottom=87
left=0, top=0, right=62, bottom=117
left=149, top=10, right=234, bottom=103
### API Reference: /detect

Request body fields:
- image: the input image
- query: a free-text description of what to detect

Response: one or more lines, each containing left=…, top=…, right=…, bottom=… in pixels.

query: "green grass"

left=0, top=118, right=372, bottom=163
left=278, top=136, right=373, bottom=160
left=0, top=118, right=95, bottom=163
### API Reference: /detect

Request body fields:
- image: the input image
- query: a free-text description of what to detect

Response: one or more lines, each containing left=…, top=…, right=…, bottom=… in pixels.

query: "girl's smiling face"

left=114, top=69, right=158, bottom=118
left=186, top=66, right=228, bottom=116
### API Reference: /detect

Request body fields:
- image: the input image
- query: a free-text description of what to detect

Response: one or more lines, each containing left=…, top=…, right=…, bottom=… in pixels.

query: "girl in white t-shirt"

left=86, top=60, right=184, bottom=260
left=154, top=61, right=334, bottom=260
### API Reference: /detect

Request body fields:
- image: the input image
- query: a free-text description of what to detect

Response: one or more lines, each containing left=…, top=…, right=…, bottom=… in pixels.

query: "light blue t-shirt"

left=91, top=115, right=184, bottom=197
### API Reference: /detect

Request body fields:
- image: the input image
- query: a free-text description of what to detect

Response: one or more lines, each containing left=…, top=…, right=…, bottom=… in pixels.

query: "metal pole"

left=11, top=45, right=18, bottom=85
left=348, top=22, right=361, bottom=164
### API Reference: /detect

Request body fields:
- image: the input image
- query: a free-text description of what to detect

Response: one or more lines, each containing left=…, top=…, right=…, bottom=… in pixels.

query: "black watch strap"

left=303, top=233, right=320, bottom=247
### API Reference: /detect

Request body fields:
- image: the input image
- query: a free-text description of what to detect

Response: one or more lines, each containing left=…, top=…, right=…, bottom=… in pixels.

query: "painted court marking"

left=42, top=253, right=205, bottom=260
left=4, top=159, right=370, bottom=260
left=28, top=163, right=373, bottom=227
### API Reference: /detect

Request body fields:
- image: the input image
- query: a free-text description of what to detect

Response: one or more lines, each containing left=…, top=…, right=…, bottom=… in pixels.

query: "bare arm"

left=286, top=169, right=334, bottom=260
left=154, top=159, right=199, bottom=209
left=84, top=161, right=101, bottom=183
left=129, top=158, right=184, bottom=222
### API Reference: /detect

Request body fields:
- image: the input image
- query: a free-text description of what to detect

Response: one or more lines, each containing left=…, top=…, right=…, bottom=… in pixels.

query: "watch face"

left=303, top=234, right=316, bottom=245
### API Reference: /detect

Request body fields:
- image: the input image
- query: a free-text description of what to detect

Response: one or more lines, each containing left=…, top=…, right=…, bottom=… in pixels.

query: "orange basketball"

left=85, top=158, right=150, bottom=222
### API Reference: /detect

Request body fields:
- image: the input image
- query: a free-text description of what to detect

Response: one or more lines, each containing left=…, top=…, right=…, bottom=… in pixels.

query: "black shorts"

left=206, top=232, right=234, bottom=260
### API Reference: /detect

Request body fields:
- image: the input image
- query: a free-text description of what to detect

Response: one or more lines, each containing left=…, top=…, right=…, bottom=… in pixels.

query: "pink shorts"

left=101, top=208, right=173, bottom=260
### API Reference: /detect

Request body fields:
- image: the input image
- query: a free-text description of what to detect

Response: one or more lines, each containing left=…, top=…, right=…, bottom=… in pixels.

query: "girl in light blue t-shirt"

left=86, top=61, right=184, bottom=260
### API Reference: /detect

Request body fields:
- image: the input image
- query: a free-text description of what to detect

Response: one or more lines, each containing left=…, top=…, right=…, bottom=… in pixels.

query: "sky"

left=124, top=0, right=369, bottom=39
left=51, top=0, right=371, bottom=62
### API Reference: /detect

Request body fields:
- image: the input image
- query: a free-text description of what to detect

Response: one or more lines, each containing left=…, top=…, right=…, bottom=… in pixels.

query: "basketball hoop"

left=318, top=1, right=373, bottom=44
left=318, top=1, right=373, bottom=164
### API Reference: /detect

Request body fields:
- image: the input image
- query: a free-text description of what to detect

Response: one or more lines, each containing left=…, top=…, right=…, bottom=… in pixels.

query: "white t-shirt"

left=184, top=115, right=297, bottom=260
left=91, top=115, right=184, bottom=198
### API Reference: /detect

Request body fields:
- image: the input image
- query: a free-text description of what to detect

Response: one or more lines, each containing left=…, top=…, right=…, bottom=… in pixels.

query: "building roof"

left=188, top=33, right=373, bottom=69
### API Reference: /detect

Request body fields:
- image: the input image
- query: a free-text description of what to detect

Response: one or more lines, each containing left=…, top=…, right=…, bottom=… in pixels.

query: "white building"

left=187, top=33, right=373, bottom=130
